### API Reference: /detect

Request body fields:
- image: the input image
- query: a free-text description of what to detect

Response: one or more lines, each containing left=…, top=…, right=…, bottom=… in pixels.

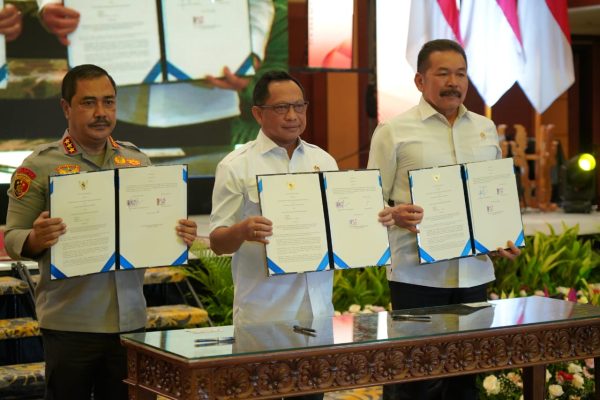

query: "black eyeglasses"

left=258, top=101, right=309, bottom=115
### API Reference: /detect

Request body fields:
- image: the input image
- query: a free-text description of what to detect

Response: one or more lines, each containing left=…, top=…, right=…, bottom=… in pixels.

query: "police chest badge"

left=55, top=164, right=81, bottom=175
left=13, top=167, right=36, bottom=199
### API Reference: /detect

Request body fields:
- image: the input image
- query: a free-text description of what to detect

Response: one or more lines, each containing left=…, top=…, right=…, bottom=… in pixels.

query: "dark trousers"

left=383, top=281, right=488, bottom=400
left=42, top=328, right=137, bottom=400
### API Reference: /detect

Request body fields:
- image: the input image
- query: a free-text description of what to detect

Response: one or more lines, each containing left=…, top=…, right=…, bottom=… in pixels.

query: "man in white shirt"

left=368, top=39, right=520, bottom=400
left=210, top=71, right=336, bottom=400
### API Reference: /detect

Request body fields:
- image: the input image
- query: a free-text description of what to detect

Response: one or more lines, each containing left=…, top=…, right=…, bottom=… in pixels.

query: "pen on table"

left=194, top=336, right=235, bottom=346
left=392, top=314, right=431, bottom=322
left=293, top=325, right=317, bottom=334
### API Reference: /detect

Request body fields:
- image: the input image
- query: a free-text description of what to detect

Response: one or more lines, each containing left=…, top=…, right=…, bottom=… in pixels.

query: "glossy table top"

left=122, top=296, right=600, bottom=361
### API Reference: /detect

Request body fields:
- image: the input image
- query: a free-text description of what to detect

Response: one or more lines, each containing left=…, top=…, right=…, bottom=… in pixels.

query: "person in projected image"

left=4, top=64, right=198, bottom=400
left=209, top=70, right=337, bottom=400
left=367, top=39, right=521, bottom=400
left=0, top=3, right=22, bottom=42
left=36, top=0, right=279, bottom=144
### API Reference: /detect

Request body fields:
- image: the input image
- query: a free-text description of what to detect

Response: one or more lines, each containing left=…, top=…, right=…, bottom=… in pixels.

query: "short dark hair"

left=61, top=64, right=117, bottom=104
left=417, top=39, right=467, bottom=73
left=253, top=70, right=305, bottom=106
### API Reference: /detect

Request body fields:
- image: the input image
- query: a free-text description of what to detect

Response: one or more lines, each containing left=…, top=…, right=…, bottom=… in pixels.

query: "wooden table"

left=121, top=296, right=600, bottom=400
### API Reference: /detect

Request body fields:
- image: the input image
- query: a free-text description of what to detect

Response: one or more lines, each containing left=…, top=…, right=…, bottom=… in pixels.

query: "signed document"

left=257, top=170, right=390, bottom=276
left=161, top=0, right=253, bottom=81
left=323, top=170, right=390, bottom=269
left=50, top=170, right=116, bottom=278
left=409, top=158, right=524, bottom=264
left=49, top=165, right=188, bottom=279
left=118, top=164, right=188, bottom=270
left=258, top=173, right=330, bottom=275
left=0, top=0, right=6, bottom=89
left=65, top=0, right=161, bottom=86
left=465, top=158, right=524, bottom=254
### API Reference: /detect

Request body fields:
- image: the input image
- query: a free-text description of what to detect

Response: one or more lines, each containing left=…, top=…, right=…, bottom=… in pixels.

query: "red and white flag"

left=406, top=0, right=462, bottom=73
left=518, top=0, right=575, bottom=113
left=460, top=0, right=524, bottom=106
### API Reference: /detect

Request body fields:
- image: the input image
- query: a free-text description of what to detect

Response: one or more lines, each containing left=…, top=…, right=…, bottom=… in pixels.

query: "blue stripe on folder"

left=333, top=253, right=349, bottom=269
left=119, top=255, right=135, bottom=270
left=267, top=257, right=285, bottom=274
left=235, top=54, right=254, bottom=76
left=166, top=61, right=192, bottom=80
left=461, top=240, right=472, bottom=257
left=258, top=178, right=263, bottom=194
left=50, top=264, right=67, bottom=279
left=49, top=181, right=53, bottom=195
left=143, top=61, right=162, bottom=83
left=0, top=64, right=7, bottom=83
left=419, top=248, right=435, bottom=263
left=474, top=240, right=490, bottom=254
left=182, top=167, right=188, bottom=183
left=317, top=252, right=330, bottom=271
left=515, top=230, right=525, bottom=246
left=171, top=250, right=187, bottom=266
left=376, top=247, right=391, bottom=266
left=101, top=253, right=116, bottom=272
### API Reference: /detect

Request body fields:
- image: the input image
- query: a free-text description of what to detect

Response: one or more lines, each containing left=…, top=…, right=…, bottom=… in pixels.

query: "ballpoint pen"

left=391, top=314, right=431, bottom=322
left=194, top=336, right=235, bottom=346
left=293, top=325, right=317, bottom=335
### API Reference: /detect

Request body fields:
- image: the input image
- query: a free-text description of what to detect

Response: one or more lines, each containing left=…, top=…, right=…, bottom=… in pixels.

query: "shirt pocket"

left=470, top=139, right=501, bottom=162
left=243, top=181, right=260, bottom=217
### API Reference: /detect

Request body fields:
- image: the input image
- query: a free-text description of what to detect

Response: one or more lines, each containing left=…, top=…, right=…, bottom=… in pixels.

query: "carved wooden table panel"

left=122, top=297, right=600, bottom=400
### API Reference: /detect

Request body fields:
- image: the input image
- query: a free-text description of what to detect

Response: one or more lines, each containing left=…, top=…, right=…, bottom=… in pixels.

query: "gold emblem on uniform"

left=313, top=165, right=320, bottom=171
left=55, top=164, right=81, bottom=175
left=62, top=136, right=78, bottom=154
left=126, top=158, right=141, bottom=166
left=114, top=155, right=126, bottom=165
left=480, top=132, right=486, bottom=139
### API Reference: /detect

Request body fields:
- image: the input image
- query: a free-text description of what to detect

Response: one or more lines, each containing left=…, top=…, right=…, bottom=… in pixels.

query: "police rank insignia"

left=13, top=167, right=36, bottom=199
left=114, top=155, right=127, bottom=165
left=62, top=136, right=78, bottom=154
left=55, top=164, right=81, bottom=175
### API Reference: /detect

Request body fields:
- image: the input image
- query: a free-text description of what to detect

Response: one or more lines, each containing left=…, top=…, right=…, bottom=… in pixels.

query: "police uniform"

left=4, top=130, right=150, bottom=400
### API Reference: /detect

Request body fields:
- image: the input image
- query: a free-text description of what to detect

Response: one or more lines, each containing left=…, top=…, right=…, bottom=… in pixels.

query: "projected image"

left=308, top=0, right=353, bottom=69
left=0, top=0, right=289, bottom=182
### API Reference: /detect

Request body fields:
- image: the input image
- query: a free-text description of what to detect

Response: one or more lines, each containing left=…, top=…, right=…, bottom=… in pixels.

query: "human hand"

left=378, top=203, right=424, bottom=233
left=176, top=219, right=198, bottom=246
left=24, top=211, right=66, bottom=257
left=241, top=216, right=272, bottom=244
left=494, top=240, right=521, bottom=261
left=40, top=3, right=80, bottom=46
left=205, top=66, right=251, bottom=91
left=0, top=4, right=23, bottom=42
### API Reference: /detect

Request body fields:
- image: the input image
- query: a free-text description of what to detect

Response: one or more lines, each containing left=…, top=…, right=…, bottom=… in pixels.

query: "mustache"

left=440, top=89, right=462, bottom=98
left=89, top=118, right=111, bottom=127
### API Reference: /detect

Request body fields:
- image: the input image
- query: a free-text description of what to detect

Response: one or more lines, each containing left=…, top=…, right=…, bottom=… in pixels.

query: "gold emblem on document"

left=79, top=180, right=88, bottom=191
left=432, top=174, right=440, bottom=182
left=287, top=181, right=296, bottom=190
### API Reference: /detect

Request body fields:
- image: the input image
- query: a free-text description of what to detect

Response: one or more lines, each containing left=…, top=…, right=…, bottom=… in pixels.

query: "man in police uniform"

left=4, top=64, right=198, bottom=400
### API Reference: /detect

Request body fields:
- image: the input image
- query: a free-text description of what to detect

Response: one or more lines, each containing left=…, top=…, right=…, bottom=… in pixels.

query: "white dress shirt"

left=367, top=97, right=502, bottom=288
left=210, top=130, right=338, bottom=325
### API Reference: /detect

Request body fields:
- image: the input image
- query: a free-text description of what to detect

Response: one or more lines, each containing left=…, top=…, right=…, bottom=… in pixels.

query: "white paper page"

left=323, top=170, right=390, bottom=269
left=258, top=173, right=329, bottom=275
left=50, top=170, right=116, bottom=279
left=65, top=0, right=161, bottom=86
left=118, top=165, right=188, bottom=269
left=464, top=158, right=524, bottom=253
left=409, top=165, right=472, bottom=263
left=161, top=0, right=252, bottom=81
left=0, top=0, right=6, bottom=89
